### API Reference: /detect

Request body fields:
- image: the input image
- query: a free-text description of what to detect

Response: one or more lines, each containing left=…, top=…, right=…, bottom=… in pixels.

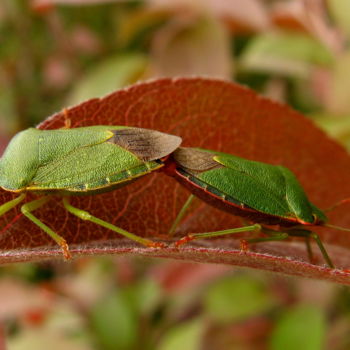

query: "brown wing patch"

left=109, top=128, right=182, bottom=161
left=173, top=147, right=222, bottom=174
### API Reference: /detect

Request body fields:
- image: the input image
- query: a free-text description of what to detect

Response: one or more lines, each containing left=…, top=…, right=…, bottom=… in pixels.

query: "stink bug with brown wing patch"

left=0, top=125, right=182, bottom=259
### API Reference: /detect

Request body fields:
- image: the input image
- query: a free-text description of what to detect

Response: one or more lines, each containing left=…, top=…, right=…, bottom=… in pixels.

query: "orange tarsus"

left=147, top=241, right=166, bottom=249
left=61, top=240, right=72, bottom=260
left=62, top=108, right=71, bottom=129
left=174, top=235, right=194, bottom=247
left=240, top=239, right=249, bottom=252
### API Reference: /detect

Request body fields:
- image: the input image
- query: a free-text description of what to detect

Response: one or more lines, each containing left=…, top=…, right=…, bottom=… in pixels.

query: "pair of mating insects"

left=0, top=122, right=348, bottom=268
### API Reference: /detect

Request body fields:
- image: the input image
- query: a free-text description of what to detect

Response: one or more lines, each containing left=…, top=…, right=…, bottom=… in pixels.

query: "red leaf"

left=1, top=78, right=350, bottom=284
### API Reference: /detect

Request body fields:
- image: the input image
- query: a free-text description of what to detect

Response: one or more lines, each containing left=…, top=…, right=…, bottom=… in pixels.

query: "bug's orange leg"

left=21, top=197, right=72, bottom=260
left=239, top=239, right=249, bottom=252
left=61, top=108, right=71, bottom=129
left=62, top=197, right=165, bottom=248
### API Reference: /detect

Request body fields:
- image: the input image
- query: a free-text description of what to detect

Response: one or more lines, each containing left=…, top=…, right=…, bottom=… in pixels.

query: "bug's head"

left=310, top=203, right=328, bottom=224
left=0, top=128, right=41, bottom=192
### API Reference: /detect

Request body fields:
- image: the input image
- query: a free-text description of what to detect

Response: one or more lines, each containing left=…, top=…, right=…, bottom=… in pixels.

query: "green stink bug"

left=0, top=125, right=182, bottom=259
left=164, top=147, right=350, bottom=268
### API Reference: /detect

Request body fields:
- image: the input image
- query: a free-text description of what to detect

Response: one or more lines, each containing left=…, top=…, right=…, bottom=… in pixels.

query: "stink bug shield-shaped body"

left=0, top=126, right=182, bottom=259
left=165, top=147, right=335, bottom=268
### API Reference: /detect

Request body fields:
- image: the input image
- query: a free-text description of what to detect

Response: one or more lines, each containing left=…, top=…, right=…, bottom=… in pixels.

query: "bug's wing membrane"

left=109, top=128, right=182, bottom=161
left=172, top=147, right=221, bottom=173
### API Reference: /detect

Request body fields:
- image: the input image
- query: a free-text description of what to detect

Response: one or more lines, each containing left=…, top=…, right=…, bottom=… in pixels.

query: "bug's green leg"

left=288, top=229, right=334, bottom=268
left=240, top=232, right=289, bottom=248
left=244, top=228, right=334, bottom=268
left=174, top=224, right=261, bottom=247
left=21, top=197, right=71, bottom=260
left=62, top=197, right=165, bottom=248
left=168, top=194, right=195, bottom=236
left=0, top=193, right=26, bottom=216
left=304, top=237, right=314, bottom=264
left=240, top=230, right=289, bottom=253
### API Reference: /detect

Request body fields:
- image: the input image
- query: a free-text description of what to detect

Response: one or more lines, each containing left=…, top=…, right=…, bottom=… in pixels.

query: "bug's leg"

left=324, top=198, right=350, bottom=213
left=240, top=227, right=289, bottom=251
left=240, top=231, right=289, bottom=251
left=21, top=197, right=71, bottom=260
left=305, top=237, right=314, bottom=264
left=287, top=229, right=334, bottom=268
left=62, top=108, right=71, bottom=129
left=239, top=230, right=292, bottom=263
left=244, top=228, right=334, bottom=268
left=174, top=224, right=262, bottom=247
left=168, top=194, right=195, bottom=236
left=62, top=197, right=165, bottom=248
left=0, top=193, right=26, bottom=216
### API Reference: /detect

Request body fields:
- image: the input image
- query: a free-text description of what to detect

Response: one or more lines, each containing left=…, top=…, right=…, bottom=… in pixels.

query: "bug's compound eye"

left=312, top=213, right=318, bottom=224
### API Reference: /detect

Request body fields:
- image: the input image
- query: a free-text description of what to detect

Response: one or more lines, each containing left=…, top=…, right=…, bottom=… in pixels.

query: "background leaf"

left=67, top=53, right=148, bottom=105
left=269, top=305, right=326, bottom=350
left=239, top=32, right=334, bottom=78
left=157, top=318, right=204, bottom=350
left=204, top=275, right=273, bottom=323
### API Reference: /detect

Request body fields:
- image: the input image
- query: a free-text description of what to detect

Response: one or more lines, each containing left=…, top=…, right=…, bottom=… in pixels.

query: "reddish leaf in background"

left=1, top=78, right=350, bottom=284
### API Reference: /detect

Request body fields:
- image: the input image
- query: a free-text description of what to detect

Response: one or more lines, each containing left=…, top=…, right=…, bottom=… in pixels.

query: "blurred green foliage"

left=270, top=305, right=326, bottom=350
left=204, top=275, right=273, bottom=323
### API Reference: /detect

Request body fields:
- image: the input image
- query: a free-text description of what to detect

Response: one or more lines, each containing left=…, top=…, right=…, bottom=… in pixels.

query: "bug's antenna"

left=324, top=198, right=350, bottom=213
left=324, top=223, right=350, bottom=232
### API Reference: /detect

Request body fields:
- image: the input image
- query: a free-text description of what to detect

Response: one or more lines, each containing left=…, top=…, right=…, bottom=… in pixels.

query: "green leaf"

left=328, top=0, right=350, bottom=39
left=270, top=304, right=326, bottom=350
left=204, top=275, right=273, bottom=323
left=327, top=51, right=350, bottom=114
left=157, top=318, right=204, bottom=350
left=8, top=329, right=91, bottom=350
left=0, top=78, right=18, bottom=134
left=67, top=53, right=147, bottom=105
left=90, top=290, right=138, bottom=350
left=239, top=32, right=334, bottom=78
left=312, top=113, right=350, bottom=150
left=125, top=278, right=162, bottom=315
